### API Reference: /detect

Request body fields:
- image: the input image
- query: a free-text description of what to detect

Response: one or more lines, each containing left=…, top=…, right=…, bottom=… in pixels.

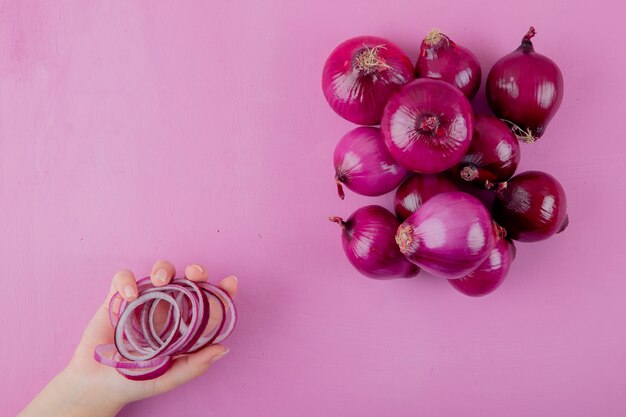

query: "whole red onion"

left=396, top=192, right=498, bottom=279
left=381, top=79, right=474, bottom=173
left=415, top=29, right=482, bottom=99
left=449, top=237, right=516, bottom=297
left=322, top=36, right=414, bottom=125
left=334, top=127, right=408, bottom=199
left=330, top=206, right=420, bottom=279
left=394, top=173, right=458, bottom=221
left=493, top=171, right=568, bottom=242
left=486, top=27, right=564, bottom=142
left=452, top=115, right=521, bottom=187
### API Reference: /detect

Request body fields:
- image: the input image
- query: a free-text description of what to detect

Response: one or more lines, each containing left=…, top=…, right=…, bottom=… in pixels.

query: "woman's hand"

left=20, top=260, right=238, bottom=417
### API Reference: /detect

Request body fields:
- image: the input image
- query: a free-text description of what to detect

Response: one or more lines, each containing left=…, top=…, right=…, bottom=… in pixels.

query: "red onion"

left=322, top=36, right=414, bottom=125
left=452, top=115, right=520, bottom=187
left=95, top=278, right=237, bottom=380
left=396, top=192, right=499, bottom=279
left=381, top=79, right=474, bottom=173
left=334, top=127, right=408, bottom=199
left=493, top=171, right=568, bottom=242
left=449, top=237, right=516, bottom=297
left=486, top=27, right=564, bottom=142
left=330, top=205, right=420, bottom=279
left=394, top=173, right=458, bottom=221
left=415, top=29, right=482, bottom=99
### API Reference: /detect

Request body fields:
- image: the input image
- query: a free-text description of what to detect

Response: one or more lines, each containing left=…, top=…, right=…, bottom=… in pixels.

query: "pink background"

left=1, top=0, right=625, bottom=416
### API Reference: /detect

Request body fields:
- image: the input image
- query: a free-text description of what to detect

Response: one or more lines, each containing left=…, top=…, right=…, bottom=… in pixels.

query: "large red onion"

left=452, top=115, right=520, bottom=187
left=486, top=27, right=564, bottom=142
left=415, top=29, right=482, bottom=99
left=396, top=192, right=498, bottom=279
left=493, top=171, right=568, bottom=242
left=330, top=205, right=420, bottom=279
left=322, top=36, right=414, bottom=125
left=334, top=127, right=407, bottom=199
left=449, top=237, right=516, bottom=297
left=381, top=79, right=474, bottom=173
left=394, top=173, right=458, bottom=221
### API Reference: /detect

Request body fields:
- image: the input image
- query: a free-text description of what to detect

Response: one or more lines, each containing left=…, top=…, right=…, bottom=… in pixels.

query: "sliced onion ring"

left=95, top=278, right=237, bottom=380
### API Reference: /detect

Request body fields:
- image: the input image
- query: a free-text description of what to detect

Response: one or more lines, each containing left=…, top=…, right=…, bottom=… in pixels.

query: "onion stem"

left=500, top=118, right=536, bottom=143
left=355, top=44, right=391, bottom=73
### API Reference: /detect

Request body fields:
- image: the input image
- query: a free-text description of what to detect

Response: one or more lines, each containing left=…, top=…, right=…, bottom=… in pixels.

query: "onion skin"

left=322, top=36, right=414, bottom=125
left=394, top=173, right=458, bottom=221
left=415, top=29, right=482, bottom=99
left=452, top=115, right=520, bottom=187
left=334, top=127, right=408, bottom=199
left=449, top=237, right=516, bottom=297
left=486, top=27, right=563, bottom=142
left=396, top=192, right=497, bottom=279
left=493, top=171, right=568, bottom=242
left=381, top=78, right=474, bottom=173
left=330, top=206, right=420, bottom=279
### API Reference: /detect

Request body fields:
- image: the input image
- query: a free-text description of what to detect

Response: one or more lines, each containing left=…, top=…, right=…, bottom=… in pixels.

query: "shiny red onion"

left=322, top=36, right=414, bottom=125
left=334, top=127, right=408, bottom=199
left=493, top=171, right=568, bottom=242
left=394, top=173, right=458, bottom=221
left=381, top=79, right=474, bottom=173
left=330, top=206, right=420, bottom=279
left=452, top=115, right=521, bottom=187
left=396, top=192, right=498, bottom=279
left=415, top=29, right=482, bottom=99
left=449, top=237, right=516, bottom=297
left=486, top=27, right=564, bottom=142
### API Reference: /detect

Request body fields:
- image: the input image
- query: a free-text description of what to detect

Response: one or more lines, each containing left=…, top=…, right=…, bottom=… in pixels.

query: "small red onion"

left=394, top=173, right=458, bottom=221
left=452, top=115, right=521, bottom=187
left=396, top=192, right=498, bottom=279
left=334, top=127, right=408, bottom=199
left=493, top=171, right=568, bottom=242
left=415, top=29, right=482, bottom=99
left=322, top=36, right=414, bottom=125
left=486, top=27, right=564, bottom=142
left=330, top=206, right=420, bottom=279
left=449, top=237, right=516, bottom=297
left=381, top=79, right=474, bottom=173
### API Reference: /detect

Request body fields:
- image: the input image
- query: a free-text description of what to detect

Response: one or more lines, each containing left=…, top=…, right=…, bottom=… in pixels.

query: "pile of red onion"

left=324, top=28, right=569, bottom=297
left=94, top=278, right=236, bottom=380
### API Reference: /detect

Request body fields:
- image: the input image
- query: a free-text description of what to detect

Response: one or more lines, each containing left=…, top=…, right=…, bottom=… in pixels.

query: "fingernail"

left=230, top=275, right=238, bottom=283
left=211, top=349, right=230, bottom=363
left=154, top=268, right=168, bottom=282
left=192, top=264, right=204, bottom=274
left=124, top=285, right=136, bottom=299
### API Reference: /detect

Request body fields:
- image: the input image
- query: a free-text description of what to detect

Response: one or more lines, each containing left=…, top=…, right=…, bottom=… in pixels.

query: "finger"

left=112, top=269, right=138, bottom=302
left=218, top=275, right=238, bottom=299
left=154, top=345, right=230, bottom=393
left=184, top=264, right=208, bottom=282
left=150, top=260, right=176, bottom=287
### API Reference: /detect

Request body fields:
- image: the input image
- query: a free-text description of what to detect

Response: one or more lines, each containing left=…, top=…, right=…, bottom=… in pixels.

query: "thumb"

left=154, top=345, right=230, bottom=393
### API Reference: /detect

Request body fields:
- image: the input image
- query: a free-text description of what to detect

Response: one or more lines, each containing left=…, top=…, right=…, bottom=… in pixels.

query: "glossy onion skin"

left=415, top=31, right=482, bottom=99
left=486, top=28, right=563, bottom=140
left=453, top=115, right=521, bottom=186
left=322, top=36, right=414, bottom=125
left=493, top=171, right=567, bottom=242
left=331, top=206, right=420, bottom=279
left=449, top=237, right=516, bottom=297
left=396, top=192, right=496, bottom=279
left=381, top=79, right=474, bottom=173
left=394, top=173, right=458, bottom=221
left=334, top=127, right=408, bottom=199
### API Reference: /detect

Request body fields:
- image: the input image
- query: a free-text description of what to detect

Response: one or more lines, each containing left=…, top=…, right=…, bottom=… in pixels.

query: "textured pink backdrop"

left=1, top=0, right=625, bottom=416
